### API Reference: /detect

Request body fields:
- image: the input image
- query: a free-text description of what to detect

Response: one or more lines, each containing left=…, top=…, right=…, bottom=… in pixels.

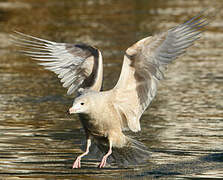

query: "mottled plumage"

left=11, top=11, right=209, bottom=168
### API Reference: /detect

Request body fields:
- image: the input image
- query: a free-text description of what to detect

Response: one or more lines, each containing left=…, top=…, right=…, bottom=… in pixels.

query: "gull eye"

left=80, top=102, right=84, bottom=105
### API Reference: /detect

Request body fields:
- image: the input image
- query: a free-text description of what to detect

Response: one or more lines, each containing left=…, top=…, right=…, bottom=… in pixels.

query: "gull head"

left=69, top=95, right=90, bottom=114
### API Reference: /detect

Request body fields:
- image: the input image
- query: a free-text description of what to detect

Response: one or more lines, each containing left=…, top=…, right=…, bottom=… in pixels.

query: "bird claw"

left=98, top=156, right=107, bottom=168
left=72, top=157, right=81, bottom=168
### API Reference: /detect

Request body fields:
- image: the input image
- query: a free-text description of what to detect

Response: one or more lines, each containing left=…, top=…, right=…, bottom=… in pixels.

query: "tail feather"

left=93, top=136, right=151, bottom=167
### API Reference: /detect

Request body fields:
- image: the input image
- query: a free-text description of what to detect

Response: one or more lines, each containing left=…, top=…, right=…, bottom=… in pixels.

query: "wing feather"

left=112, top=12, right=209, bottom=132
left=11, top=32, right=103, bottom=94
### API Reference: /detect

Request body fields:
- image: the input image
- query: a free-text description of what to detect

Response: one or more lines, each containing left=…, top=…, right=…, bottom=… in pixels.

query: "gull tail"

left=93, top=136, right=151, bottom=167
left=111, top=137, right=151, bottom=167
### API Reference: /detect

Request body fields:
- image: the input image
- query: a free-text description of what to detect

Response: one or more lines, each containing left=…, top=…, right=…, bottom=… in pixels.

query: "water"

left=0, top=0, right=223, bottom=179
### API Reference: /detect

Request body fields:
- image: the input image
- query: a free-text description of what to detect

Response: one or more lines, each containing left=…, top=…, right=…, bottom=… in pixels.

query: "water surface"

left=0, top=0, right=223, bottom=179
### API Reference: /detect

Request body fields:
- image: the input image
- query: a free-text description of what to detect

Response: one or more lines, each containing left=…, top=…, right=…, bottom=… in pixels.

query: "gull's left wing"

left=112, top=12, right=208, bottom=132
left=11, top=32, right=103, bottom=95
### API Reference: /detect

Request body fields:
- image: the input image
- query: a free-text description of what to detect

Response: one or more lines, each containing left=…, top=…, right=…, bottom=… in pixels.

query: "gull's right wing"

left=11, top=32, right=103, bottom=95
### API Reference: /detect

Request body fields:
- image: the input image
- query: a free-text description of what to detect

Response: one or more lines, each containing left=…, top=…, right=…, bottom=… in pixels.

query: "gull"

left=11, top=11, right=208, bottom=168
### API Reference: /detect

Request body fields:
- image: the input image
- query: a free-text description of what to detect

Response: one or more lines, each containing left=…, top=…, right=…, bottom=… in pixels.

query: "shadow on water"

left=124, top=152, right=223, bottom=179
left=0, top=0, right=223, bottom=179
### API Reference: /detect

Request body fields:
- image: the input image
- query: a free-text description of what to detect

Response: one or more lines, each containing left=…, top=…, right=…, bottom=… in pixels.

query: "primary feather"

left=112, top=12, right=208, bottom=132
left=11, top=31, right=103, bottom=95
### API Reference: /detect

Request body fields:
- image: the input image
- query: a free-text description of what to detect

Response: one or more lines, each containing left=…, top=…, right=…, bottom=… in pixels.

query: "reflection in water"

left=0, top=0, right=223, bottom=179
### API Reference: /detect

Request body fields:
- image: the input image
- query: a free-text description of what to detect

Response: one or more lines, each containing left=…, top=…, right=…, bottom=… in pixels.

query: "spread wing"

left=112, top=12, right=208, bottom=132
left=11, top=32, right=103, bottom=95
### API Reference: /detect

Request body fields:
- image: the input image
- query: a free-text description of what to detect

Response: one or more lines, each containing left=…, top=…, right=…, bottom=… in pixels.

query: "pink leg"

left=98, top=141, right=112, bottom=168
left=73, top=139, right=91, bottom=168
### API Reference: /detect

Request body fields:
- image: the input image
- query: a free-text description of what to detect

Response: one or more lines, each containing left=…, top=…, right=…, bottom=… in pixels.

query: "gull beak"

left=69, top=107, right=76, bottom=114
